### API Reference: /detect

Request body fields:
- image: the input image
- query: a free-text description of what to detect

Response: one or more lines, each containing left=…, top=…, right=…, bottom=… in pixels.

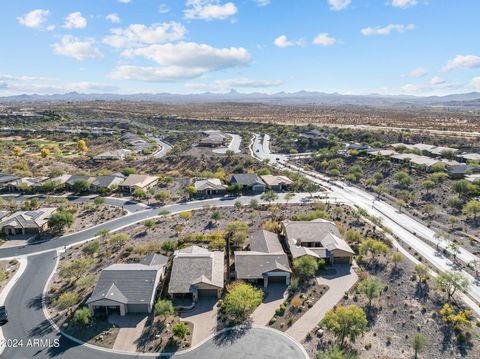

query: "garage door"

left=333, top=257, right=351, bottom=264
left=268, top=275, right=288, bottom=283
left=198, top=289, right=218, bottom=297
left=127, top=304, right=149, bottom=313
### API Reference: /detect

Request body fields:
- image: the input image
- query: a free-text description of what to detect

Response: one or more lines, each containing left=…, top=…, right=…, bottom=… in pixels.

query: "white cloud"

left=255, top=0, right=271, bottom=6
left=17, top=9, right=50, bottom=29
left=391, top=0, right=417, bottom=8
left=52, top=35, right=102, bottom=60
left=328, top=0, right=351, bottom=11
left=110, top=65, right=205, bottom=82
left=361, top=24, right=415, bottom=36
left=184, top=0, right=238, bottom=21
left=103, top=22, right=186, bottom=48
left=274, top=35, right=293, bottom=48
left=312, top=33, right=336, bottom=46
left=64, top=12, right=87, bottom=29
left=0, top=74, right=119, bottom=95
left=443, top=55, right=480, bottom=72
left=111, top=41, right=251, bottom=82
left=186, top=78, right=283, bottom=90
left=430, top=76, right=445, bottom=85
left=405, top=67, right=428, bottom=78
left=106, top=13, right=120, bottom=23
left=118, top=0, right=131, bottom=3
left=471, top=77, right=480, bottom=89
left=158, top=4, right=171, bottom=13
left=122, top=42, right=251, bottom=69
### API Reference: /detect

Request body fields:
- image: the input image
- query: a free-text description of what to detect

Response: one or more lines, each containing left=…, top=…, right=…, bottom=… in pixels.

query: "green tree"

left=144, top=219, right=156, bottom=231
left=317, top=346, right=358, bottom=359
left=185, top=185, right=197, bottom=198
left=108, top=233, right=130, bottom=249
left=391, top=252, right=404, bottom=270
left=357, top=277, right=382, bottom=307
left=293, top=256, right=319, bottom=281
left=211, top=211, right=221, bottom=221
left=73, top=307, right=92, bottom=326
left=172, top=322, right=188, bottom=339
left=154, top=191, right=171, bottom=204
left=225, top=221, right=249, bottom=248
left=59, top=257, right=95, bottom=281
left=72, top=180, right=91, bottom=194
left=82, top=240, right=100, bottom=255
left=55, top=291, right=79, bottom=309
left=261, top=190, right=279, bottom=204
left=434, top=270, right=470, bottom=302
left=421, top=180, right=435, bottom=193
left=132, top=188, right=147, bottom=200
left=447, top=241, right=460, bottom=263
left=284, top=193, right=294, bottom=204
left=322, top=305, right=368, bottom=346
left=222, top=281, right=263, bottom=321
left=463, top=200, right=480, bottom=222
left=94, top=196, right=106, bottom=206
left=48, top=210, right=74, bottom=233
left=359, top=238, right=389, bottom=263
left=411, top=333, right=428, bottom=359
left=394, top=171, right=413, bottom=188
left=154, top=299, right=174, bottom=321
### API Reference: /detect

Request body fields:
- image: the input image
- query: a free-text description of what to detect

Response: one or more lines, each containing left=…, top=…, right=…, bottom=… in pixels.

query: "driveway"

left=252, top=283, right=288, bottom=326
left=109, top=314, right=148, bottom=352
left=286, top=265, right=358, bottom=341
left=180, top=297, right=219, bottom=346
left=213, top=133, right=242, bottom=154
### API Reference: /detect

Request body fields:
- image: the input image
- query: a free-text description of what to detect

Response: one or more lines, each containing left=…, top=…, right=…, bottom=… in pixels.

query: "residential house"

left=65, top=175, right=96, bottom=191
left=427, top=146, right=459, bottom=157
left=0, top=208, right=57, bottom=236
left=93, top=149, right=133, bottom=161
left=91, top=175, right=125, bottom=192
left=281, top=219, right=354, bottom=264
left=466, top=174, right=480, bottom=183
left=447, top=164, right=473, bottom=179
left=0, top=211, right=7, bottom=221
left=229, top=173, right=266, bottom=193
left=457, top=153, right=480, bottom=163
left=0, top=174, right=19, bottom=190
left=234, top=230, right=291, bottom=287
left=86, top=254, right=167, bottom=316
left=260, top=175, right=293, bottom=191
left=366, top=149, right=396, bottom=157
left=168, top=245, right=224, bottom=301
left=194, top=178, right=227, bottom=197
left=199, top=132, right=228, bottom=147
left=4, top=176, right=48, bottom=192
left=118, top=174, right=159, bottom=194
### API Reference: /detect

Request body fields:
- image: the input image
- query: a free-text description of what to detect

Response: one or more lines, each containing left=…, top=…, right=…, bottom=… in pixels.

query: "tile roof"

left=86, top=262, right=161, bottom=305
left=168, top=245, right=224, bottom=294
left=0, top=208, right=56, bottom=230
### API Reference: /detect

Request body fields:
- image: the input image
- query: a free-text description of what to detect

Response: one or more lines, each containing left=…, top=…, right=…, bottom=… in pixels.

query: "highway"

left=251, top=133, right=480, bottom=313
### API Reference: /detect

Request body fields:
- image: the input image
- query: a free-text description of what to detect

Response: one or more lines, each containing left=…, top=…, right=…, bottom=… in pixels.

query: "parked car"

left=0, top=306, right=8, bottom=325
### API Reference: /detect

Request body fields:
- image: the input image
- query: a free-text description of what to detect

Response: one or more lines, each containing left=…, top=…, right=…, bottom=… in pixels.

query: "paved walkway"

left=180, top=297, right=219, bottom=346
left=252, top=283, right=288, bottom=326
left=286, top=265, right=358, bottom=341
left=109, top=314, right=148, bottom=352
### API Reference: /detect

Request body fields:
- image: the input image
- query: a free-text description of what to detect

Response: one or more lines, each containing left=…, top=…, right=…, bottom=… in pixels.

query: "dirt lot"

left=0, top=259, right=19, bottom=291
left=65, top=203, right=125, bottom=233
left=303, top=256, right=480, bottom=359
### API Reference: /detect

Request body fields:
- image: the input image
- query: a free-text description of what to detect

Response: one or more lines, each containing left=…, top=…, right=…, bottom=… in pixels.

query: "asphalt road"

left=252, top=133, right=480, bottom=313
left=212, top=133, right=242, bottom=154
left=1, top=252, right=307, bottom=359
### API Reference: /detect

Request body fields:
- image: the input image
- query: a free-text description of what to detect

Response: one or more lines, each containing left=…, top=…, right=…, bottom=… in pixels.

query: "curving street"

left=1, top=252, right=307, bottom=359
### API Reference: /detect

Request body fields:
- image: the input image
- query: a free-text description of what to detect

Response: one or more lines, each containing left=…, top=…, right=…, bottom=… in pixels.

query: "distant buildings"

left=199, top=131, right=229, bottom=147
left=118, top=174, right=159, bottom=194
left=93, top=149, right=133, bottom=161
left=229, top=173, right=266, bottom=193
left=194, top=178, right=227, bottom=197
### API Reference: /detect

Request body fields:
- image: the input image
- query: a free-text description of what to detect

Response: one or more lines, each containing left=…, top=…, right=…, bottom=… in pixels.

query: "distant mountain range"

left=1, top=90, right=480, bottom=108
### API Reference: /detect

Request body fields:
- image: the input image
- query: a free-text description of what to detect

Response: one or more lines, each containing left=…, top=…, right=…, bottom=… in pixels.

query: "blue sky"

left=1, top=0, right=480, bottom=96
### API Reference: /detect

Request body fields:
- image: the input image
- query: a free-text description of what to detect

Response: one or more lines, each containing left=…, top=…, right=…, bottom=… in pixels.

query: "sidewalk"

left=286, top=265, right=358, bottom=341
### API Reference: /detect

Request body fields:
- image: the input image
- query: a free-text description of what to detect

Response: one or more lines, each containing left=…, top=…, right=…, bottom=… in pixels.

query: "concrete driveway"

left=180, top=297, right=219, bottom=346
left=252, top=283, right=288, bottom=326
left=286, top=264, right=358, bottom=341
left=108, top=314, right=148, bottom=352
